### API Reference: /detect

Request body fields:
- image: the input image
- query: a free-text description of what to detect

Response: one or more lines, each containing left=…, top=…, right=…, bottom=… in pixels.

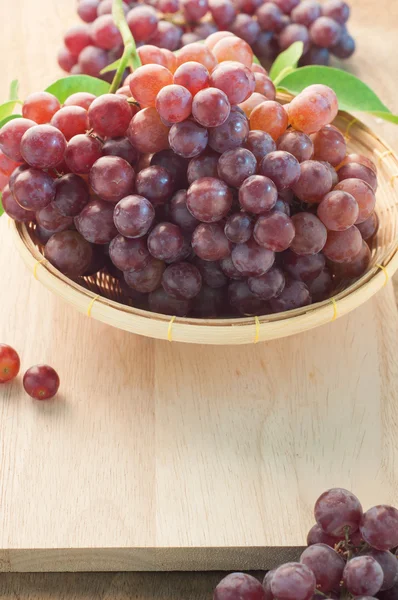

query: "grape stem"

left=110, top=0, right=141, bottom=94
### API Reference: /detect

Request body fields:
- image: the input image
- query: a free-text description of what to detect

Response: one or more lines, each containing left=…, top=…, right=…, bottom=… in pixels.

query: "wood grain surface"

left=0, top=0, right=398, bottom=595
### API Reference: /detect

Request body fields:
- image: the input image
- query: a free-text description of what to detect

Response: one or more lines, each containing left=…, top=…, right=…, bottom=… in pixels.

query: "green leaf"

left=0, top=100, right=21, bottom=123
left=0, top=192, right=3, bottom=218
left=252, top=54, right=261, bottom=65
left=368, top=111, right=398, bottom=125
left=100, top=58, right=122, bottom=74
left=45, top=75, right=110, bottom=103
left=269, top=42, right=304, bottom=83
left=8, top=80, right=19, bottom=101
left=277, top=66, right=391, bottom=113
left=0, top=114, right=22, bottom=129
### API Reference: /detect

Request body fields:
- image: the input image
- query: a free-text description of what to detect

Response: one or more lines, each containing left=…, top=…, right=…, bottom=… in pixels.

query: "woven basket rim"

left=10, top=109, right=398, bottom=343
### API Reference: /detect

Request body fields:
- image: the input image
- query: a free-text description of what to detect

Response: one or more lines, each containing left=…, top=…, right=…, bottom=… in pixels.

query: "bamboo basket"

left=11, top=110, right=398, bottom=345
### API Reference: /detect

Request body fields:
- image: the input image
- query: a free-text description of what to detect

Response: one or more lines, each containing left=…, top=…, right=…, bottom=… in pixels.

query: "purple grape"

left=36, top=203, right=73, bottom=233
left=224, top=212, right=253, bottom=244
left=113, top=195, right=155, bottom=238
left=248, top=267, right=285, bottom=300
left=243, top=130, right=276, bottom=163
left=232, top=238, right=275, bottom=276
left=214, top=573, right=267, bottom=600
left=186, top=177, right=233, bottom=222
left=365, top=549, right=398, bottom=591
left=254, top=212, right=295, bottom=252
left=13, top=168, right=55, bottom=211
left=103, top=137, right=140, bottom=166
left=162, top=262, right=202, bottom=299
left=192, top=222, right=232, bottom=261
left=169, top=190, right=199, bottom=233
left=187, top=149, right=220, bottom=184
left=277, top=131, right=314, bottom=163
left=270, top=563, right=316, bottom=600
left=169, top=120, right=208, bottom=158
left=283, top=250, right=325, bottom=282
left=239, top=175, right=278, bottom=214
left=191, top=286, right=227, bottom=318
left=136, top=165, right=174, bottom=204
left=90, top=156, right=135, bottom=203
left=260, top=151, right=301, bottom=191
left=314, top=488, right=363, bottom=537
left=193, top=258, right=228, bottom=288
left=228, top=281, right=267, bottom=316
left=151, top=149, right=189, bottom=189
left=65, top=134, right=103, bottom=174
left=53, top=173, right=90, bottom=217
left=300, top=544, right=345, bottom=593
left=148, top=222, right=184, bottom=261
left=109, top=235, right=150, bottom=271
left=44, top=230, right=93, bottom=277
left=208, top=110, right=250, bottom=154
left=306, top=523, right=341, bottom=548
left=360, top=506, right=398, bottom=552
left=20, top=125, right=67, bottom=170
left=124, top=257, right=165, bottom=294
left=148, top=287, right=191, bottom=316
left=269, top=277, right=312, bottom=312
left=1, top=185, right=33, bottom=222
left=218, top=148, right=257, bottom=187
left=291, top=213, right=327, bottom=255
left=343, top=556, right=383, bottom=597
left=75, top=199, right=118, bottom=244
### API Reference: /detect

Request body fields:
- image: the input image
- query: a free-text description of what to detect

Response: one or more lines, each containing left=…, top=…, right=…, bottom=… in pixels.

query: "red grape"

left=170, top=190, right=200, bottom=232
left=365, top=550, right=398, bottom=591
left=277, top=130, right=314, bottom=163
left=169, top=120, right=209, bottom=158
left=259, top=150, right=301, bottom=190
left=330, top=240, right=371, bottom=280
left=64, top=23, right=92, bottom=55
left=357, top=212, right=378, bottom=241
left=75, top=199, right=118, bottom=244
left=343, top=556, right=383, bottom=597
left=127, top=107, right=170, bottom=154
left=22, top=92, right=61, bottom=124
left=156, top=84, right=193, bottom=124
left=23, top=365, right=60, bottom=400
left=114, top=195, right=155, bottom=239
left=270, top=563, right=316, bottom=600
left=210, top=61, right=254, bottom=105
left=187, top=177, right=232, bottom=222
left=136, top=166, right=174, bottom=204
left=269, top=279, right=311, bottom=311
left=65, top=134, right=103, bottom=174
left=20, top=125, right=67, bottom=169
left=192, top=222, right=232, bottom=261
left=314, top=488, right=363, bottom=536
left=224, top=212, right=253, bottom=243
left=64, top=92, right=96, bottom=110
left=1, top=185, right=33, bottom=222
left=307, top=268, right=333, bottom=302
left=322, top=0, right=350, bottom=24
left=360, top=506, right=398, bottom=552
left=292, top=160, right=333, bottom=202
left=323, top=226, right=362, bottom=263
left=0, top=118, right=36, bottom=162
left=310, top=16, right=343, bottom=48
left=0, top=344, right=20, bottom=384
left=88, top=94, right=132, bottom=138
left=254, top=211, right=295, bottom=252
left=45, top=230, right=93, bottom=277
left=318, top=189, right=359, bottom=231
left=14, top=168, right=55, bottom=211
left=287, top=85, right=338, bottom=134
left=208, top=109, right=249, bottom=154
left=103, top=137, right=139, bottom=166
left=109, top=235, right=150, bottom=271
left=228, top=280, right=267, bottom=316
left=162, top=262, right=202, bottom=299
left=243, top=130, right=276, bottom=162
left=51, top=106, right=90, bottom=141
left=248, top=266, right=285, bottom=300
left=127, top=6, right=158, bottom=42
left=239, top=174, right=278, bottom=214
left=36, top=203, right=73, bottom=232
left=306, top=523, right=341, bottom=548
left=300, top=544, right=345, bottom=592
left=218, top=148, right=256, bottom=187
left=173, top=61, right=210, bottom=97
left=91, top=15, right=122, bottom=50
left=188, top=149, right=220, bottom=184
left=124, top=257, right=165, bottom=294
left=214, top=573, right=266, bottom=600
left=311, top=124, right=346, bottom=166
left=192, top=87, right=231, bottom=128
left=232, top=238, right=275, bottom=276
left=291, top=0, right=321, bottom=26
left=148, top=222, right=184, bottom=261
left=89, top=156, right=135, bottom=203
left=148, top=287, right=191, bottom=317
left=78, top=45, right=109, bottom=77
left=250, top=101, right=289, bottom=141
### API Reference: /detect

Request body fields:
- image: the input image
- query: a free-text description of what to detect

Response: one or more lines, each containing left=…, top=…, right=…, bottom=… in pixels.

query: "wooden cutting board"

left=0, top=0, right=398, bottom=574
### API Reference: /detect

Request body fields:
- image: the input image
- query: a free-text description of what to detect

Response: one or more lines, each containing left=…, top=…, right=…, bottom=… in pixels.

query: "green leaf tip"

left=0, top=192, right=4, bottom=218
left=8, top=80, right=20, bottom=102
left=269, top=42, right=304, bottom=84
left=45, top=75, right=111, bottom=103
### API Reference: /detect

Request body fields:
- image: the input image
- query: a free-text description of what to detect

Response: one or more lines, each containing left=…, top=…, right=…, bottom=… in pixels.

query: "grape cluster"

left=58, top=0, right=355, bottom=79
left=1, top=37, right=378, bottom=320
left=214, top=488, right=398, bottom=600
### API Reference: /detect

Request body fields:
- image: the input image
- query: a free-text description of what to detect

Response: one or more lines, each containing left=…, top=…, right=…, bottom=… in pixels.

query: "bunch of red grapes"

left=0, top=36, right=378, bottom=319
left=58, top=0, right=355, bottom=79
left=214, top=488, right=398, bottom=600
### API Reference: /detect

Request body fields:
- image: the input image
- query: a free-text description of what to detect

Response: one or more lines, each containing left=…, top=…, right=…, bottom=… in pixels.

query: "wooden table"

left=1, top=0, right=398, bottom=596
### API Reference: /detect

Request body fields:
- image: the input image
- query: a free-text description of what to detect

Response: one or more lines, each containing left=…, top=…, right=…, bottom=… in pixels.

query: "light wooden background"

left=1, top=0, right=398, bottom=596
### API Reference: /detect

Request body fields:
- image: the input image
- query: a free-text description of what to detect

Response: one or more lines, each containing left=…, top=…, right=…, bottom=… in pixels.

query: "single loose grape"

left=23, top=365, right=60, bottom=401
left=0, top=344, right=20, bottom=384
left=20, top=125, right=67, bottom=169
left=250, top=101, right=288, bottom=141
left=44, top=230, right=93, bottom=277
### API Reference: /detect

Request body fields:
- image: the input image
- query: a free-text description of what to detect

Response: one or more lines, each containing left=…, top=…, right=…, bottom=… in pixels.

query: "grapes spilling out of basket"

left=0, top=36, right=378, bottom=319
left=58, top=0, right=355, bottom=79
left=214, top=488, right=398, bottom=600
